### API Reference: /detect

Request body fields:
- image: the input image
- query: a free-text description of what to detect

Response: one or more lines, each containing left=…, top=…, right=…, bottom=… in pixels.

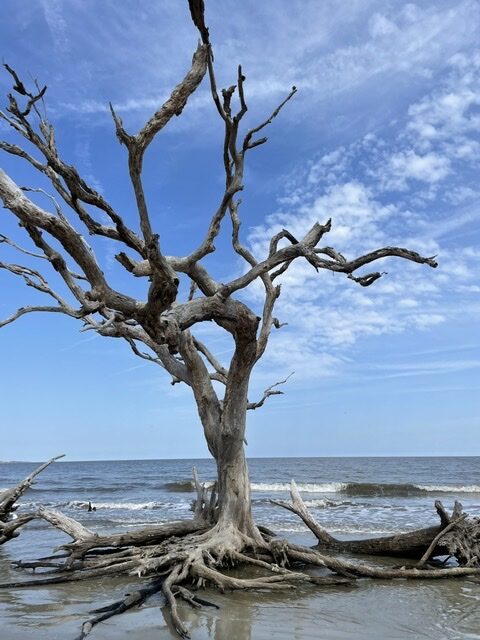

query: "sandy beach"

left=1, top=532, right=479, bottom=639
left=1, top=458, right=479, bottom=639
left=2, top=564, right=479, bottom=639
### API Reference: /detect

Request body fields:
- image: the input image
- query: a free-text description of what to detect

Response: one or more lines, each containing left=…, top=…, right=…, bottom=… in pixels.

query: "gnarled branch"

left=247, top=373, right=294, bottom=410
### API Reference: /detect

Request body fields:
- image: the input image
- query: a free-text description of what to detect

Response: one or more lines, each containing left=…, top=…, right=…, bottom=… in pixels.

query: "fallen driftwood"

left=0, top=454, right=64, bottom=528
left=1, top=467, right=480, bottom=640
left=271, top=480, right=480, bottom=565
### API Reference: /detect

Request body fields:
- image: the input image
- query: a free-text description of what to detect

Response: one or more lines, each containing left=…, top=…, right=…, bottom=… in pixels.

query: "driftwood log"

left=0, top=466, right=480, bottom=639
left=0, top=454, right=64, bottom=544
left=272, top=480, right=480, bottom=566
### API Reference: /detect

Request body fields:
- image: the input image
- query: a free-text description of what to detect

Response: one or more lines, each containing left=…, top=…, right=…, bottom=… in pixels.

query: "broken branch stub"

left=0, top=454, right=64, bottom=523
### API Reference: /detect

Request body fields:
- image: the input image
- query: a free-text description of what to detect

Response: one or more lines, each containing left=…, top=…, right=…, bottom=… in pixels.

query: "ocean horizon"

left=3, top=453, right=479, bottom=463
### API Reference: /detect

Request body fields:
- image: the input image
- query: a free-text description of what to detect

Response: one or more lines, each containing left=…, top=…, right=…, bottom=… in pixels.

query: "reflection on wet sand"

left=1, top=561, right=479, bottom=640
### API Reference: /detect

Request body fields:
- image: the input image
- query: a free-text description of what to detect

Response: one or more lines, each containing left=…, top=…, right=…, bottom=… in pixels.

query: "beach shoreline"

left=1, top=530, right=480, bottom=640
left=1, top=457, right=479, bottom=639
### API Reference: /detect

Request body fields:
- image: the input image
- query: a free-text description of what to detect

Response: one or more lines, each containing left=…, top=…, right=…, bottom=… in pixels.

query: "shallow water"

left=1, top=457, right=479, bottom=639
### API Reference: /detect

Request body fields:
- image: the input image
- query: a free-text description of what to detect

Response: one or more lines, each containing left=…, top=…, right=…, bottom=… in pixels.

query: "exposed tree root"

left=2, top=471, right=480, bottom=639
left=3, top=511, right=480, bottom=638
left=74, top=578, right=166, bottom=640
left=272, top=480, right=480, bottom=565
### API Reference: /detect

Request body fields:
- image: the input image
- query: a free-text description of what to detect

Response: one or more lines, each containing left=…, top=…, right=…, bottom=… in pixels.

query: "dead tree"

left=2, top=1, right=475, bottom=638
left=272, top=481, right=480, bottom=565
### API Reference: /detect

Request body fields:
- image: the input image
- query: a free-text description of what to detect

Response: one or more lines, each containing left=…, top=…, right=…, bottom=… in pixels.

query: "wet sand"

left=2, top=572, right=480, bottom=639
left=1, top=533, right=479, bottom=640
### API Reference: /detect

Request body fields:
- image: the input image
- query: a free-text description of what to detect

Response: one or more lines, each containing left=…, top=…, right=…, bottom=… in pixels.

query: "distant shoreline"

left=2, top=454, right=479, bottom=464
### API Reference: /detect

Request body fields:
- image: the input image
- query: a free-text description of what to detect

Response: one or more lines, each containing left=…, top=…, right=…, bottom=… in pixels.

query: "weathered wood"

left=0, top=513, right=36, bottom=545
left=38, top=507, right=94, bottom=541
left=284, top=543, right=480, bottom=579
left=74, top=579, right=166, bottom=640
left=0, top=454, right=64, bottom=522
left=415, top=515, right=465, bottom=567
left=272, top=482, right=480, bottom=565
left=271, top=479, right=337, bottom=545
left=442, top=508, right=480, bottom=566
left=315, top=525, right=449, bottom=559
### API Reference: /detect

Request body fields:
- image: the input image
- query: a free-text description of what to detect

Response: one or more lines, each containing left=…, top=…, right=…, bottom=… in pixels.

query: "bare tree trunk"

left=216, top=442, right=257, bottom=537
left=211, top=322, right=262, bottom=542
left=272, top=483, right=480, bottom=564
left=176, top=326, right=260, bottom=541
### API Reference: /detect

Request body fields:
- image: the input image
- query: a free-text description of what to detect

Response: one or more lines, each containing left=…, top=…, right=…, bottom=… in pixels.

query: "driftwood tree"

left=1, top=2, right=478, bottom=638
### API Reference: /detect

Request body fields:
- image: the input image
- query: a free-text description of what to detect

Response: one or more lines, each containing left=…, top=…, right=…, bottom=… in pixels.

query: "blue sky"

left=0, top=0, right=479, bottom=460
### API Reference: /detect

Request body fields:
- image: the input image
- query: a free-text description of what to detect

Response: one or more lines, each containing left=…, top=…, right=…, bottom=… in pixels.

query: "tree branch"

left=0, top=169, right=139, bottom=316
left=247, top=373, right=293, bottom=410
left=0, top=304, right=83, bottom=329
left=1, top=68, right=144, bottom=255
left=0, top=454, right=65, bottom=522
left=109, top=44, right=208, bottom=338
left=270, top=480, right=337, bottom=545
left=220, top=221, right=437, bottom=297
left=192, top=335, right=228, bottom=383
left=243, top=86, right=297, bottom=152
left=0, top=232, right=47, bottom=260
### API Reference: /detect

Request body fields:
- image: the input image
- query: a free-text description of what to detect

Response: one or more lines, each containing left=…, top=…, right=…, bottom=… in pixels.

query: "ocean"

left=0, top=456, right=479, bottom=639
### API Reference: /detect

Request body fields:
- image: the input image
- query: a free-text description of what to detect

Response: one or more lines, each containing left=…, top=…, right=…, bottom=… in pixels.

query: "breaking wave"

left=415, top=484, right=480, bottom=494
left=250, top=482, right=480, bottom=496
left=303, top=498, right=349, bottom=508
left=342, top=483, right=480, bottom=497
left=67, top=500, right=165, bottom=510
left=251, top=482, right=346, bottom=493
left=163, top=480, right=215, bottom=492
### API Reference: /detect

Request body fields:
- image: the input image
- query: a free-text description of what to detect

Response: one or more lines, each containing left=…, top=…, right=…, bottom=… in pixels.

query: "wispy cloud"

left=245, top=47, right=480, bottom=386
left=59, top=334, right=99, bottom=352
left=363, top=358, right=480, bottom=378
left=39, top=0, right=69, bottom=52
left=3, top=0, right=476, bottom=133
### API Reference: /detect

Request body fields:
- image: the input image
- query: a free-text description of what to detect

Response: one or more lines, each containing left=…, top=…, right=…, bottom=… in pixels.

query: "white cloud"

left=9, top=0, right=476, bottom=139
left=407, top=55, right=480, bottom=142
left=244, top=47, right=480, bottom=385
left=39, top=0, right=69, bottom=52
left=301, top=48, right=480, bottom=207
left=368, top=13, right=397, bottom=39
left=384, top=151, right=451, bottom=189
left=247, top=177, right=448, bottom=381
left=250, top=182, right=396, bottom=261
